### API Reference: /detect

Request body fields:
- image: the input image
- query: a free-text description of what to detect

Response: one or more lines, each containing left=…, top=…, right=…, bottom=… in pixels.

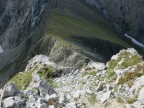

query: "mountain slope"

left=86, top=0, right=144, bottom=43
left=45, top=0, right=130, bottom=47
left=0, top=0, right=137, bottom=88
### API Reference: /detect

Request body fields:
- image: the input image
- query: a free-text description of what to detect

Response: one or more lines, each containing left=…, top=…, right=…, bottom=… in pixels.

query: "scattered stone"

left=66, top=102, right=77, bottom=108
left=37, top=103, right=48, bottom=108
left=133, top=101, right=144, bottom=108
left=49, top=105, right=56, bottom=108
left=88, top=61, right=106, bottom=71
left=125, top=104, right=135, bottom=108
left=73, top=90, right=84, bottom=99
left=46, top=94, right=58, bottom=101
left=96, top=83, right=104, bottom=92
left=14, top=96, right=25, bottom=107
left=106, top=84, right=113, bottom=91
left=36, top=98, right=46, bottom=104
left=27, top=103, right=37, bottom=108
left=59, top=94, right=68, bottom=104
left=100, top=91, right=112, bottom=103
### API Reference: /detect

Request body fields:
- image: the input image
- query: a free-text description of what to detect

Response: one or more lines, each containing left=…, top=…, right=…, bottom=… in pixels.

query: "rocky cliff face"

left=0, top=0, right=58, bottom=87
left=86, top=0, right=144, bottom=43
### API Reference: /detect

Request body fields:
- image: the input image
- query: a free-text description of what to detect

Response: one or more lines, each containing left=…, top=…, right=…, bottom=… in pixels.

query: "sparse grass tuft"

left=88, top=94, right=96, bottom=105
left=9, top=65, right=39, bottom=90
left=38, top=66, right=58, bottom=88
left=82, top=71, right=97, bottom=77
left=126, top=98, right=137, bottom=104
left=38, top=66, right=56, bottom=79
left=116, top=97, right=124, bottom=103
left=127, top=81, right=134, bottom=87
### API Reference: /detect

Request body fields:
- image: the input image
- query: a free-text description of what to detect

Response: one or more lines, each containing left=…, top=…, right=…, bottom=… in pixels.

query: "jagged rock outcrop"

left=0, top=48, right=143, bottom=108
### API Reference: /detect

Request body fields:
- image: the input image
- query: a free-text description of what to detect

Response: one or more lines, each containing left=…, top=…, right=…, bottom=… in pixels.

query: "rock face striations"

left=86, top=0, right=144, bottom=42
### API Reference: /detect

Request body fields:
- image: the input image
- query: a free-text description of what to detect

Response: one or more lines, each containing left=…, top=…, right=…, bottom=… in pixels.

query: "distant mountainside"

left=86, top=0, right=144, bottom=43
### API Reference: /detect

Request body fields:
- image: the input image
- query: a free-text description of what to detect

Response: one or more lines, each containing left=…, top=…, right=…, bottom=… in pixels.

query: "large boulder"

left=100, top=91, right=113, bottom=103
left=2, top=97, right=15, bottom=108
left=28, top=74, right=55, bottom=96
left=1, top=83, right=19, bottom=100
left=2, top=96, right=25, bottom=108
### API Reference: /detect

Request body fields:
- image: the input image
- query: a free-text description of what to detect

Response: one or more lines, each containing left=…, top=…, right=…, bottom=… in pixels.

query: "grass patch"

left=9, top=65, right=59, bottom=90
left=126, top=98, right=137, bottom=104
left=88, top=94, right=96, bottom=105
left=9, top=65, right=39, bottom=90
left=127, top=81, right=134, bottom=87
left=38, top=66, right=56, bottom=78
left=116, top=97, right=124, bottom=103
left=38, top=66, right=58, bottom=88
left=82, top=71, right=97, bottom=77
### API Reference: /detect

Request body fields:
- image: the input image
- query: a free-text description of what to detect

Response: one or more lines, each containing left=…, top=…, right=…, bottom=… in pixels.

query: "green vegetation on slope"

left=9, top=65, right=58, bottom=89
left=107, top=51, right=142, bottom=79
left=9, top=66, right=39, bottom=89
left=107, top=50, right=144, bottom=84
left=38, top=66, right=58, bottom=88
left=46, top=0, right=131, bottom=47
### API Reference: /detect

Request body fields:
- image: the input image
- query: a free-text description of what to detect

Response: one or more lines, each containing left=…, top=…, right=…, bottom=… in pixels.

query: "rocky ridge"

left=0, top=0, right=132, bottom=88
left=0, top=48, right=144, bottom=108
